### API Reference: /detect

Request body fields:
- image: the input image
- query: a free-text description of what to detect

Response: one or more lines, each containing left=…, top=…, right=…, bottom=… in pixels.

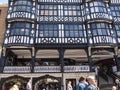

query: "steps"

left=99, top=74, right=114, bottom=90
left=99, top=84, right=114, bottom=90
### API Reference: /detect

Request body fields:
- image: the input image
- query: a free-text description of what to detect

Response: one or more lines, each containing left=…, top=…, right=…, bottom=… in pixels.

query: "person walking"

left=76, top=76, right=88, bottom=90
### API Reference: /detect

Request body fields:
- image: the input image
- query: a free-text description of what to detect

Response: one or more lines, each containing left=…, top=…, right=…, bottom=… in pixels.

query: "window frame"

left=10, top=22, right=32, bottom=36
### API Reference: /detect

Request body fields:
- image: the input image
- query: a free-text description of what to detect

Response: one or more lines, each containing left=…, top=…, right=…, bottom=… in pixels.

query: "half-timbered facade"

left=0, top=0, right=120, bottom=90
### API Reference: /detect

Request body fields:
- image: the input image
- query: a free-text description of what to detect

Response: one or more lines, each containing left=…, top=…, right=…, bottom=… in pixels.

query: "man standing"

left=76, top=76, right=88, bottom=90
left=85, top=76, right=97, bottom=90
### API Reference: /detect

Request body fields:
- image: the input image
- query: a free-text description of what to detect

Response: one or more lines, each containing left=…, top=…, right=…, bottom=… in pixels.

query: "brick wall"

left=0, top=4, right=8, bottom=47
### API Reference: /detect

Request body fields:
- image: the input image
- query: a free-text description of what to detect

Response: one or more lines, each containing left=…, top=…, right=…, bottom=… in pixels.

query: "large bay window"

left=64, top=24, right=85, bottom=37
left=89, top=1, right=107, bottom=13
left=64, top=5, right=81, bottom=16
left=10, top=22, right=32, bottom=36
left=39, top=5, right=58, bottom=16
left=111, top=6, right=120, bottom=17
left=115, top=25, right=120, bottom=37
left=90, top=23, right=111, bottom=36
left=13, top=0, right=32, bottom=12
left=38, top=24, right=58, bottom=37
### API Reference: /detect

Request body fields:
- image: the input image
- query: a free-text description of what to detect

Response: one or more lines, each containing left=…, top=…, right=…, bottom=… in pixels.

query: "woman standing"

left=67, top=81, right=73, bottom=90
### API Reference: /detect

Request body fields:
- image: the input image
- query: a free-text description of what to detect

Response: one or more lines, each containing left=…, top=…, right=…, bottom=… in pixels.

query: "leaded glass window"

left=64, top=5, right=81, bottom=16
left=39, top=5, right=58, bottom=16
left=64, top=24, right=84, bottom=37
left=89, top=1, right=107, bottom=13
left=90, top=23, right=111, bottom=36
left=115, top=25, right=120, bottom=36
left=111, top=6, right=120, bottom=17
left=39, top=24, right=58, bottom=37
left=13, top=0, right=32, bottom=12
left=10, top=22, right=31, bottom=36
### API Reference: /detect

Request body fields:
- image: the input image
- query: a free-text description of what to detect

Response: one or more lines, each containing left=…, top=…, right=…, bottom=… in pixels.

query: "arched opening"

left=33, top=75, right=61, bottom=90
left=1, top=75, right=28, bottom=90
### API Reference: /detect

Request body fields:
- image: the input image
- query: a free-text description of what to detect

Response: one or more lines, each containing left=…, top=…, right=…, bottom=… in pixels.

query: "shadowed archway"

left=33, top=75, right=61, bottom=90
left=0, top=75, right=29, bottom=90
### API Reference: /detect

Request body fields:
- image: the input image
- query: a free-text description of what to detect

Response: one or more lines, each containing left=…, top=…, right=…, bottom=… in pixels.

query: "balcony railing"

left=34, top=66, right=61, bottom=73
left=3, top=66, right=31, bottom=73
left=64, top=66, right=90, bottom=72
left=3, top=65, right=90, bottom=73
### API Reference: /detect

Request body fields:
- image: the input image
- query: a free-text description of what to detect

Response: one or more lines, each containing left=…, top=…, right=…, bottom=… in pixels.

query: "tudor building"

left=0, top=0, right=120, bottom=90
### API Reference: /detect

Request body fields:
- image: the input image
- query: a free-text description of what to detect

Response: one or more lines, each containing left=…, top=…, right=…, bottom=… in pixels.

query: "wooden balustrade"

left=3, top=66, right=31, bottom=73
left=3, top=65, right=90, bottom=73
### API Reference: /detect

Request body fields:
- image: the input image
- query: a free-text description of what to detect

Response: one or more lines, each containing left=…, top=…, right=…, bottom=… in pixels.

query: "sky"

left=0, top=0, right=8, bottom=4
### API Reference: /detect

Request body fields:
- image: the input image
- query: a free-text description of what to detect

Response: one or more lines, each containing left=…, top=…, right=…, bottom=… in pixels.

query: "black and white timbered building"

left=0, top=0, right=120, bottom=90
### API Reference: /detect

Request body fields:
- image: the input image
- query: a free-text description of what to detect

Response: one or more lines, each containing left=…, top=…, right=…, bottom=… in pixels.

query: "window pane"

left=10, top=22, right=31, bottom=36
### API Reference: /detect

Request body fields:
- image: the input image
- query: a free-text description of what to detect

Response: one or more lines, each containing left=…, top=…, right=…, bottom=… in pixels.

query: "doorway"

left=66, top=79, right=76, bottom=90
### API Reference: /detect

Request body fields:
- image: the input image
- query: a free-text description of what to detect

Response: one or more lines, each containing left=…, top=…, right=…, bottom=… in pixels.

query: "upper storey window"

left=115, top=25, right=120, bottom=37
left=13, top=0, right=32, bottom=12
left=64, top=24, right=85, bottom=37
left=111, top=6, right=120, bottom=17
left=39, top=5, right=57, bottom=16
left=89, top=1, right=107, bottom=13
left=90, top=23, right=111, bottom=36
left=10, top=22, right=31, bottom=36
left=38, top=24, right=58, bottom=37
left=64, top=5, right=81, bottom=16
